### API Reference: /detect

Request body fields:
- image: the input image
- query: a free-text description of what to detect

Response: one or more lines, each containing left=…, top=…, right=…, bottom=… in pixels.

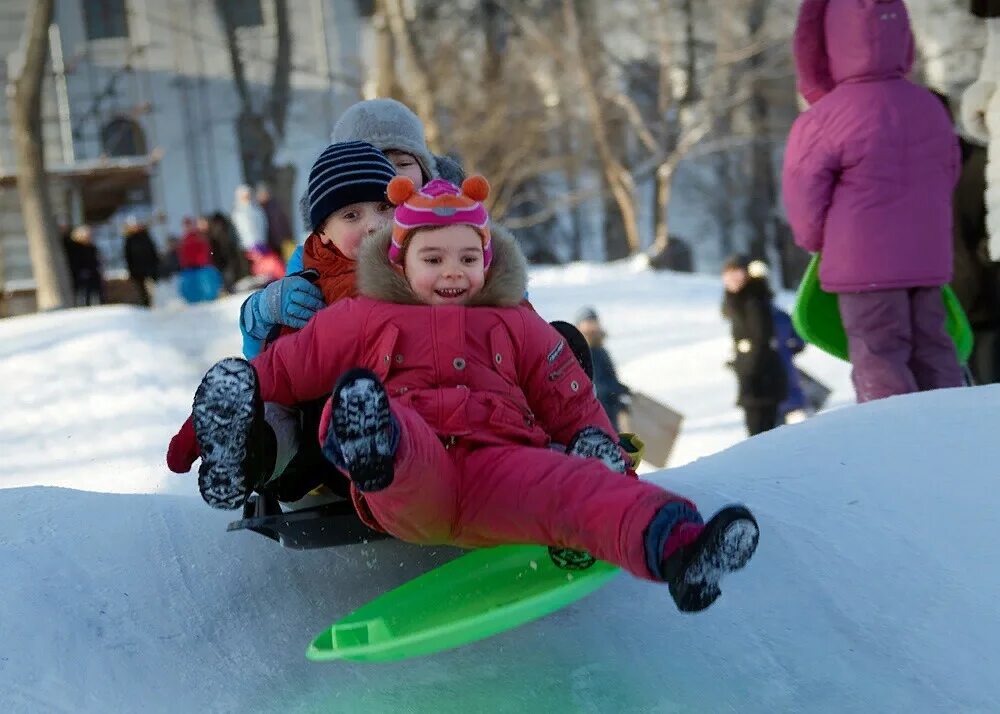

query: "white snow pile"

left=1, top=263, right=997, bottom=713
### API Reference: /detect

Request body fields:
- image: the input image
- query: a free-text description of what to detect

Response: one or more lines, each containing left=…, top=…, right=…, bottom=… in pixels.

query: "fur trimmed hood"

left=357, top=222, right=529, bottom=306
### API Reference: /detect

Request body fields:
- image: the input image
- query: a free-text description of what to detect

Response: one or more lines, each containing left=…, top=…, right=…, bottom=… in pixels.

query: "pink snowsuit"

left=248, top=227, right=697, bottom=581
left=782, top=0, right=965, bottom=401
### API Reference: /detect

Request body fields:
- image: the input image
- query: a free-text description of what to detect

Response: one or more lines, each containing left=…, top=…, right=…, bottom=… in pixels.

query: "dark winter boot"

left=322, top=368, right=399, bottom=493
left=192, top=357, right=276, bottom=510
left=548, top=426, right=626, bottom=570
left=661, top=504, right=759, bottom=613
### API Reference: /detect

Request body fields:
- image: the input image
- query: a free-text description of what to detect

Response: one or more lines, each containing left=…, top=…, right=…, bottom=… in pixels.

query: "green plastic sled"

left=792, top=254, right=974, bottom=364
left=306, top=544, right=618, bottom=663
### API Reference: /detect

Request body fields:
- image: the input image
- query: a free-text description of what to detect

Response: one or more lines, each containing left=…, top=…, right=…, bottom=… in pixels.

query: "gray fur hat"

left=433, top=154, right=466, bottom=185
left=331, top=99, right=437, bottom=183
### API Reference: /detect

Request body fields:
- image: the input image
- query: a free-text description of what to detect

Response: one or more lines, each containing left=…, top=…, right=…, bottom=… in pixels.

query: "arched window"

left=101, top=118, right=147, bottom=157
left=83, top=0, right=129, bottom=40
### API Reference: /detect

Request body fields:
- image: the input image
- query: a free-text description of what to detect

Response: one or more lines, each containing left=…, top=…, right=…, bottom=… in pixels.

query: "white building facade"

left=1, top=0, right=375, bottom=286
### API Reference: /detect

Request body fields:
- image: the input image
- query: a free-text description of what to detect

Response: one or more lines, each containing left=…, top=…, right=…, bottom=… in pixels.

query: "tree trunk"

left=562, top=0, right=640, bottom=256
left=382, top=0, right=442, bottom=151
left=651, top=165, right=674, bottom=255
left=745, top=0, right=773, bottom=262
left=9, top=0, right=71, bottom=310
left=217, top=0, right=292, bottom=191
left=372, top=3, right=400, bottom=99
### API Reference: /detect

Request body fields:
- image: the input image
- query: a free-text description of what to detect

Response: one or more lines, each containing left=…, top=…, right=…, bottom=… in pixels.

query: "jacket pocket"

left=369, top=324, right=400, bottom=382
left=488, top=324, right=518, bottom=382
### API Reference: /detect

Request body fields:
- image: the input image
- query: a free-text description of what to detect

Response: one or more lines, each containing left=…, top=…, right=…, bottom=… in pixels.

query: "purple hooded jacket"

left=782, top=0, right=961, bottom=293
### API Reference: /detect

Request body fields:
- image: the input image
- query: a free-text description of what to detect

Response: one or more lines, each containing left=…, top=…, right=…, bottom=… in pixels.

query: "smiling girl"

left=185, top=176, right=760, bottom=614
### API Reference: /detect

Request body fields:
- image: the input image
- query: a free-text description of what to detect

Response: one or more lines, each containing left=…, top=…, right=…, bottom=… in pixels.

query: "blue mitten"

left=241, top=276, right=325, bottom=338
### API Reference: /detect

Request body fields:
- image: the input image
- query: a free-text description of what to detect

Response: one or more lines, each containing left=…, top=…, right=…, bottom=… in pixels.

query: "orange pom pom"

left=461, top=175, right=490, bottom=202
left=387, top=176, right=416, bottom=206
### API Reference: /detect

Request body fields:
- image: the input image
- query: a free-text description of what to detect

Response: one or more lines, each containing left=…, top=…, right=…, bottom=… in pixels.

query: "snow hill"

left=2, top=263, right=997, bottom=713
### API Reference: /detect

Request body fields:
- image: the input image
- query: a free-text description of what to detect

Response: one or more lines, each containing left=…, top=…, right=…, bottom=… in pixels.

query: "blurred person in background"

left=257, top=183, right=294, bottom=263
left=961, top=0, right=1000, bottom=261
left=934, top=90, right=1000, bottom=385
left=205, top=212, right=247, bottom=291
left=177, top=217, right=222, bottom=304
left=721, top=255, right=787, bottom=436
left=771, top=305, right=808, bottom=424
left=67, top=225, right=104, bottom=307
left=231, top=184, right=284, bottom=282
left=122, top=216, right=160, bottom=307
left=575, top=306, right=631, bottom=431
left=160, top=235, right=181, bottom=278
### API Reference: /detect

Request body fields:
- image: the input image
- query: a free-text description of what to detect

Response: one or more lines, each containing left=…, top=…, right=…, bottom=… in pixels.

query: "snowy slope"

left=2, top=265, right=997, bottom=713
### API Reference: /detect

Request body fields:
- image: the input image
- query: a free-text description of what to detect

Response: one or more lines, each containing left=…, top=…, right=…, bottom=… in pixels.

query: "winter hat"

left=723, top=253, right=770, bottom=279
left=387, top=176, right=492, bottom=269
left=306, top=140, right=397, bottom=233
left=722, top=253, right=751, bottom=272
left=434, top=154, right=466, bottom=185
left=575, top=306, right=600, bottom=324
left=331, top=99, right=437, bottom=183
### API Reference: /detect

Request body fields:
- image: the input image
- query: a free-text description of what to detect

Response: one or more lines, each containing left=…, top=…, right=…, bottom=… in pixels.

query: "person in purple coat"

left=782, top=0, right=965, bottom=403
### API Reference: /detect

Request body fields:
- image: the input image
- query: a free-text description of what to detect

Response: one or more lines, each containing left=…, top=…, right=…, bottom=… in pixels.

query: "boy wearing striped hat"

left=166, top=141, right=397, bottom=501
left=184, top=175, right=760, bottom=614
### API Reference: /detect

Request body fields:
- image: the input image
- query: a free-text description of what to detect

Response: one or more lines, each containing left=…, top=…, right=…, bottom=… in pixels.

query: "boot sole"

left=672, top=506, right=759, bottom=612
left=193, top=358, right=258, bottom=510
left=328, top=369, right=395, bottom=492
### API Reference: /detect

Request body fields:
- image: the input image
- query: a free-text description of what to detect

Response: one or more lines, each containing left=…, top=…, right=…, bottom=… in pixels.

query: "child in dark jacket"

left=575, top=307, right=630, bottom=431
left=783, top=0, right=964, bottom=402
left=721, top=256, right=787, bottom=436
left=772, top=306, right=808, bottom=424
left=182, top=176, right=759, bottom=613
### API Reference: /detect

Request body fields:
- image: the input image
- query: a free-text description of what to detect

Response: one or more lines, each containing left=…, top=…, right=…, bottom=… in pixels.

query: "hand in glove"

left=166, top=415, right=200, bottom=473
left=618, top=432, right=646, bottom=469
left=960, top=80, right=996, bottom=145
left=243, top=275, right=325, bottom=337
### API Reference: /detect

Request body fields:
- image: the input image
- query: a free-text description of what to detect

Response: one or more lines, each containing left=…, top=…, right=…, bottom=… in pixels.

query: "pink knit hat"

left=387, top=176, right=493, bottom=269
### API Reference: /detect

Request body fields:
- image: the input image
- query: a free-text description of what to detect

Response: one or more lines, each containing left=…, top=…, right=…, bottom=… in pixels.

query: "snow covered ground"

left=2, top=263, right=998, bottom=713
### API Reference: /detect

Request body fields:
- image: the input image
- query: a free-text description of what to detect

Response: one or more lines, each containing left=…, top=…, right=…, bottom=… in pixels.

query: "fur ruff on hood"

left=357, top=223, right=529, bottom=307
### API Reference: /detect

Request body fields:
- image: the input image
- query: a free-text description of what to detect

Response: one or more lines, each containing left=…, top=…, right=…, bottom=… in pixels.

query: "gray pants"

left=263, top=402, right=300, bottom=483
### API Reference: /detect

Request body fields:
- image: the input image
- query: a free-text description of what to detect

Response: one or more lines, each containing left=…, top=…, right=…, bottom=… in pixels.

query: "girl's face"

left=384, top=150, right=425, bottom=187
left=316, top=200, right=394, bottom=260
left=722, top=267, right=748, bottom=293
left=403, top=225, right=486, bottom=305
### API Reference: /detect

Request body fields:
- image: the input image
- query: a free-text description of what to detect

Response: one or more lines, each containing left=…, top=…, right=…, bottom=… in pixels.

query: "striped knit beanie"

left=306, top=141, right=396, bottom=232
left=386, top=176, right=493, bottom=269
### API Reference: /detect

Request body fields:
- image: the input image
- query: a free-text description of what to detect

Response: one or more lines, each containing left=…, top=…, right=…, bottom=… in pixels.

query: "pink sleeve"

left=793, top=0, right=835, bottom=105
left=250, top=301, right=363, bottom=405
left=515, top=310, right=619, bottom=446
left=782, top=112, right=839, bottom=254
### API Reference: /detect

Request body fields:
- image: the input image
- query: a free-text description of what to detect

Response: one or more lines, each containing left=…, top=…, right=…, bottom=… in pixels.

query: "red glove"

left=166, top=415, right=200, bottom=473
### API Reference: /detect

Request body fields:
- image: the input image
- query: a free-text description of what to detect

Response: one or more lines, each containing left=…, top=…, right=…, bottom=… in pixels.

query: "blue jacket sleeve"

left=239, top=293, right=281, bottom=359
left=286, top=245, right=304, bottom=274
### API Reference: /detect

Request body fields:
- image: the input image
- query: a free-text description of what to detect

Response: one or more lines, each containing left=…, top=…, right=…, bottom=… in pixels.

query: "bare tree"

left=372, top=0, right=402, bottom=99
left=7, top=0, right=71, bottom=310
left=562, top=0, right=641, bottom=257
left=216, top=0, right=294, bottom=209
left=366, top=0, right=801, bottom=266
left=379, top=0, right=443, bottom=150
